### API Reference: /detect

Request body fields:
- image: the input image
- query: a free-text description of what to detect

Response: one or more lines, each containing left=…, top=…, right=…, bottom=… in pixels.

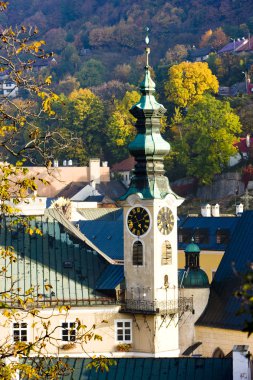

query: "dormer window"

left=178, top=228, right=193, bottom=243
left=194, top=228, right=209, bottom=244
left=216, top=229, right=230, bottom=244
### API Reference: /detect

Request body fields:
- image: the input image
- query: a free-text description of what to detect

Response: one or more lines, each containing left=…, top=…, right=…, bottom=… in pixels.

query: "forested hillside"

left=2, top=1, right=253, bottom=185
left=3, top=0, right=253, bottom=68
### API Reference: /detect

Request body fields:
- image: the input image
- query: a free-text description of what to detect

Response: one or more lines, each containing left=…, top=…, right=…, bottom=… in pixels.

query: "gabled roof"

left=56, top=182, right=88, bottom=199
left=47, top=209, right=117, bottom=264
left=196, top=211, right=253, bottom=330
left=111, top=156, right=136, bottom=172
left=178, top=216, right=239, bottom=251
left=77, top=208, right=123, bottom=221
left=218, top=39, right=247, bottom=54
left=0, top=214, right=115, bottom=306
left=78, top=219, right=123, bottom=261
left=189, top=47, right=213, bottom=59
left=236, top=37, right=253, bottom=52
left=56, top=357, right=232, bottom=380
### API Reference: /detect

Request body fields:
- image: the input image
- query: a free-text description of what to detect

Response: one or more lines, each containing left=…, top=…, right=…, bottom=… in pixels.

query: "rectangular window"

left=216, top=229, right=230, bottom=244
left=194, top=228, right=209, bottom=244
left=13, top=322, right=28, bottom=342
left=115, top=320, right=132, bottom=343
left=61, top=322, right=76, bottom=342
left=178, top=228, right=193, bottom=244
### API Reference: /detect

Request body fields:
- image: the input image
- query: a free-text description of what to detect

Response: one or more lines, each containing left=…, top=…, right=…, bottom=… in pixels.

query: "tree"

left=173, top=95, right=241, bottom=184
left=57, top=88, right=105, bottom=163
left=0, top=5, right=112, bottom=377
left=106, top=90, right=140, bottom=162
left=199, top=28, right=228, bottom=49
left=77, top=59, right=105, bottom=88
left=165, top=62, right=219, bottom=108
left=164, top=44, right=189, bottom=66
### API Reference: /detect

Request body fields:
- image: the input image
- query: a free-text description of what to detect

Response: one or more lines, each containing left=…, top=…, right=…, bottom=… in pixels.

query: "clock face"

left=127, top=207, right=150, bottom=236
left=157, top=207, right=174, bottom=235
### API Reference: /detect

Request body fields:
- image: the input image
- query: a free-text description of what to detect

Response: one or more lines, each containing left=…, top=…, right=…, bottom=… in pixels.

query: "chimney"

left=53, top=160, right=58, bottom=167
left=233, top=345, right=251, bottom=380
left=212, top=203, right=220, bottom=217
left=68, top=159, right=73, bottom=166
left=102, top=161, right=108, bottom=167
left=246, top=134, right=250, bottom=148
left=63, top=160, right=67, bottom=166
left=236, top=203, right=243, bottom=215
left=89, top=158, right=101, bottom=184
left=201, top=204, right=211, bottom=217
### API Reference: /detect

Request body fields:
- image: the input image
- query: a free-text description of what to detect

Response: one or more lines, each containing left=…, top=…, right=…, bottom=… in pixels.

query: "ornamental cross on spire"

left=145, top=27, right=150, bottom=67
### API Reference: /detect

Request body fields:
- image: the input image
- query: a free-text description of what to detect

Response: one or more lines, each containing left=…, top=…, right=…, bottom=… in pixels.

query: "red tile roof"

left=234, top=137, right=253, bottom=153
left=236, top=37, right=253, bottom=52
left=111, top=156, right=135, bottom=172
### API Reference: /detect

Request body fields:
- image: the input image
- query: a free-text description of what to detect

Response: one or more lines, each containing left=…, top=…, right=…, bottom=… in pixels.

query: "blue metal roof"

left=55, top=357, right=232, bottom=380
left=178, top=216, right=239, bottom=251
left=196, top=211, right=253, bottom=330
left=96, top=264, right=124, bottom=290
left=78, top=220, right=123, bottom=261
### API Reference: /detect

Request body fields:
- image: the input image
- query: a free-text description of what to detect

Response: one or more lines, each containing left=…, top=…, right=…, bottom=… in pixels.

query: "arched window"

left=164, top=275, right=169, bottom=288
left=161, top=241, right=172, bottom=265
left=133, top=241, right=143, bottom=266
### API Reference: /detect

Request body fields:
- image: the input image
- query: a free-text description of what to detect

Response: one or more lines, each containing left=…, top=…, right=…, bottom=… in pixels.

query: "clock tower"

left=118, top=33, right=184, bottom=357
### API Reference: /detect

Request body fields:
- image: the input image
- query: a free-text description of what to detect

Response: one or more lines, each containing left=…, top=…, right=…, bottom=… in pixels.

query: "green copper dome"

left=184, top=242, right=200, bottom=254
left=181, top=269, right=209, bottom=288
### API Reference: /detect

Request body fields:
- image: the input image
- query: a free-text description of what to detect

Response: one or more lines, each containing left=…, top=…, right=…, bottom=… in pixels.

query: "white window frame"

left=61, top=321, right=77, bottom=342
left=12, top=322, right=28, bottom=343
left=115, top=319, right=132, bottom=343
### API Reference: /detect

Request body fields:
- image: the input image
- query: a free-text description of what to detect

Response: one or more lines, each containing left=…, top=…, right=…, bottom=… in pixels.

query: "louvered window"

left=132, top=241, right=143, bottom=266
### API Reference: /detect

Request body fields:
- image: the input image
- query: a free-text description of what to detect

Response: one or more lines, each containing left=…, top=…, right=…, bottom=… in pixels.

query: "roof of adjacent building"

left=234, top=137, right=253, bottom=154
left=178, top=216, right=239, bottom=251
left=218, top=39, right=247, bottom=53
left=56, top=182, right=88, bottom=198
left=56, top=181, right=127, bottom=202
left=0, top=213, right=116, bottom=307
left=77, top=208, right=123, bottom=221
left=111, top=156, right=136, bottom=172
left=189, top=47, right=213, bottom=59
left=95, top=264, right=124, bottom=290
left=78, top=219, right=123, bottom=261
left=236, top=37, right=253, bottom=52
left=196, top=211, right=253, bottom=330
left=56, top=357, right=232, bottom=380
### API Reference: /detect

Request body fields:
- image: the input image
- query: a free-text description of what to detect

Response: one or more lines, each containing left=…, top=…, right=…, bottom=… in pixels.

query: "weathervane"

left=145, top=27, right=150, bottom=67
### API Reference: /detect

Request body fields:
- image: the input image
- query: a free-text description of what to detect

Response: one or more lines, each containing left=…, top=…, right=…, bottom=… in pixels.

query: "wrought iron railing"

left=119, top=296, right=193, bottom=315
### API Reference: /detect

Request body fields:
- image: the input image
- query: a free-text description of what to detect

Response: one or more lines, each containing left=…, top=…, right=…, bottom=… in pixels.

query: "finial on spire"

left=145, top=27, right=150, bottom=67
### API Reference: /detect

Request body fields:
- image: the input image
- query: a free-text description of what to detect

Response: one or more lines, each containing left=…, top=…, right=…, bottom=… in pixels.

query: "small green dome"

left=184, top=241, right=200, bottom=253
left=182, top=269, right=209, bottom=288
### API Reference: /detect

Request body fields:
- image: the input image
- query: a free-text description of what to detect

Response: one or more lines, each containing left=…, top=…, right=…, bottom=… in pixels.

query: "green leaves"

left=171, top=95, right=242, bottom=184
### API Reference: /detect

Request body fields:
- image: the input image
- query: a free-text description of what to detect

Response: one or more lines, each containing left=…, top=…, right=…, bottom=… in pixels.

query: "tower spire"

left=120, top=29, right=175, bottom=200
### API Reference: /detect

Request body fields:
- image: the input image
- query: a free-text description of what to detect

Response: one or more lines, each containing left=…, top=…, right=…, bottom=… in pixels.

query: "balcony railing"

left=119, top=297, right=192, bottom=315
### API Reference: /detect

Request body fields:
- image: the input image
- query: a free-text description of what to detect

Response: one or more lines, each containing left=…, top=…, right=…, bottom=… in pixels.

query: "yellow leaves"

left=2, top=309, right=11, bottom=318
left=44, top=283, right=53, bottom=291
left=45, top=75, right=52, bottom=85
left=165, top=61, right=219, bottom=108
left=16, top=40, right=45, bottom=54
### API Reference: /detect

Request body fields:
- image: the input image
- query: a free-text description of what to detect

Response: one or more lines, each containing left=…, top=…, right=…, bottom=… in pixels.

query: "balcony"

left=119, top=296, right=193, bottom=315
